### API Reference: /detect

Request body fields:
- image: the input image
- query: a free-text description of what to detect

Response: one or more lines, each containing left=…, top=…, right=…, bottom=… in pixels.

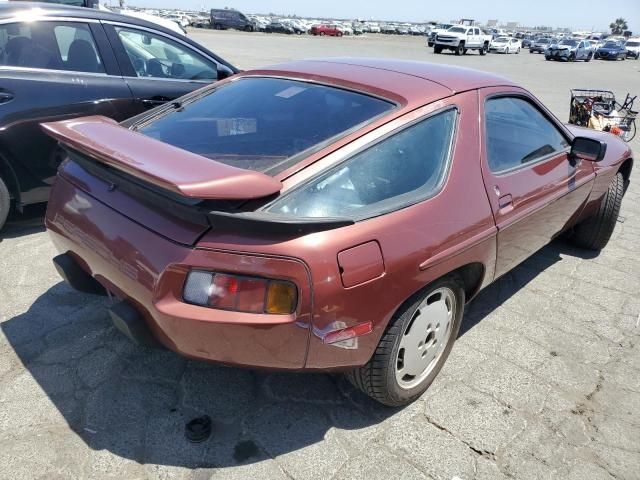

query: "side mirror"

left=216, top=65, right=234, bottom=80
left=570, top=136, right=607, bottom=162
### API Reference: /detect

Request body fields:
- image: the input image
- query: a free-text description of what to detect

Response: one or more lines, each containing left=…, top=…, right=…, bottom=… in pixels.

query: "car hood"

left=550, top=44, right=576, bottom=51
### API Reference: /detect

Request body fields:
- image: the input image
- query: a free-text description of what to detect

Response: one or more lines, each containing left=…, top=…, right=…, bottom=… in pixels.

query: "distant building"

left=487, top=19, right=498, bottom=27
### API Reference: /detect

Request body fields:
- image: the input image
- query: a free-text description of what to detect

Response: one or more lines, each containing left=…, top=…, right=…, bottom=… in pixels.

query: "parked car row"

left=429, top=25, right=639, bottom=62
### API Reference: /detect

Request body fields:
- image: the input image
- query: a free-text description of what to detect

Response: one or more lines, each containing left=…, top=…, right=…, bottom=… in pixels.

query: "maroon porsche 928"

left=42, top=59, right=633, bottom=406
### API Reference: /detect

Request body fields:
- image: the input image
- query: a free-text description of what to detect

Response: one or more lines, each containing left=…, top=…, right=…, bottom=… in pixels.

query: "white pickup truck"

left=434, top=25, right=492, bottom=55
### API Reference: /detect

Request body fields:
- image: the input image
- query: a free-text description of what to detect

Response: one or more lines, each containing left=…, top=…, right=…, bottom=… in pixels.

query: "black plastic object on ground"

left=185, top=415, right=213, bottom=443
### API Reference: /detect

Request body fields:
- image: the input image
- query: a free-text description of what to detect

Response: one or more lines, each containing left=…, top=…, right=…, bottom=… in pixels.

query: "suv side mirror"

left=570, top=136, right=607, bottom=162
left=216, top=65, right=234, bottom=80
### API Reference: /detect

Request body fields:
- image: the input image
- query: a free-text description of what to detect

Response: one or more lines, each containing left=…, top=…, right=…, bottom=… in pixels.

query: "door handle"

left=498, top=194, right=513, bottom=214
left=141, top=96, right=171, bottom=108
left=0, top=91, right=14, bottom=104
left=142, top=99, right=167, bottom=107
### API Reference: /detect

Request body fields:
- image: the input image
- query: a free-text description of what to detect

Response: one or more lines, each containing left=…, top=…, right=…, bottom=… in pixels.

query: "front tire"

left=346, top=276, right=465, bottom=406
left=570, top=172, right=624, bottom=250
left=455, top=43, right=464, bottom=56
left=434, top=45, right=442, bottom=54
left=0, top=176, right=10, bottom=231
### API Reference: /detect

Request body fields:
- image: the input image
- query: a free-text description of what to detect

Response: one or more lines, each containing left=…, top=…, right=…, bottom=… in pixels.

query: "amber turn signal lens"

left=266, top=281, right=297, bottom=314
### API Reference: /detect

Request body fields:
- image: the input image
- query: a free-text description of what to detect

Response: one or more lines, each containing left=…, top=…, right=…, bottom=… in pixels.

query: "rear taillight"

left=183, top=270, right=297, bottom=315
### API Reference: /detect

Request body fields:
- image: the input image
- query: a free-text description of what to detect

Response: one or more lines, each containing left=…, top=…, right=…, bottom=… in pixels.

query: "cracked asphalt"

left=1, top=30, right=639, bottom=480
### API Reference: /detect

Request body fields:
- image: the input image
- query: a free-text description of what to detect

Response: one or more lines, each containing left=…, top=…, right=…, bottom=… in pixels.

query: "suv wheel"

left=570, top=172, right=624, bottom=250
left=346, top=275, right=465, bottom=406
left=0, top=176, right=10, bottom=231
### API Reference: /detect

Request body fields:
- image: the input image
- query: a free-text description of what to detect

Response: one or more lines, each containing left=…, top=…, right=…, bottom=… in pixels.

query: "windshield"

left=537, top=38, right=550, bottom=44
left=603, top=41, right=620, bottom=47
left=626, top=41, right=640, bottom=47
left=447, top=27, right=467, bottom=33
left=137, top=78, right=395, bottom=176
left=494, top=37, right=508, bottom=43
left=559, top=39, right=578, bottom=46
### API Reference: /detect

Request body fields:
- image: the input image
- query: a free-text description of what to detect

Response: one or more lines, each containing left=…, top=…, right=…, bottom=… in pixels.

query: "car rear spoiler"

left=40, top=115, right=283, bottom=201
left=42, top=116, right=354, bottom=236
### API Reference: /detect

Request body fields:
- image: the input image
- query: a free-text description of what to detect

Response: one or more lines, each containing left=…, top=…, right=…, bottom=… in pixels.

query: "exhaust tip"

left=108, top=301, right=162, bottom=349
left=53, top=253, right=105, bottom=295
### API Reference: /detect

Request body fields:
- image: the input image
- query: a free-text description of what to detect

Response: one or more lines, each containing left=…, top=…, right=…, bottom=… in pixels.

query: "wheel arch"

left=618, top=157, right=633, bottom=194
left=447, top=262, right=486, bottom=302
left=0, top=149, right=21, bottom=208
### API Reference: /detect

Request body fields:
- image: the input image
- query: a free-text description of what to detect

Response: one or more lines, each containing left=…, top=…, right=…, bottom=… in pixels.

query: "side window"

left=268, top=109, right=457, bottom=219
left=474, top=28, right=480, bottom=35
left=0, top=21, right=103, bottom=73
left=115, top=27, right=217, bottom=81
left=53, top=24, right=104, bottom=73
left=485, top=97, right=569, bottom=173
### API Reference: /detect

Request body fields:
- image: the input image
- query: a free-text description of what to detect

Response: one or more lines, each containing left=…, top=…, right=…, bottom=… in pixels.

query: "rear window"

left=137, top=78, right=394, bottom=175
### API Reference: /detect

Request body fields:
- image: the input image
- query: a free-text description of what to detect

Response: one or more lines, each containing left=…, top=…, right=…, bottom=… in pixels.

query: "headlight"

left=183, top=270, right=298, bottom=314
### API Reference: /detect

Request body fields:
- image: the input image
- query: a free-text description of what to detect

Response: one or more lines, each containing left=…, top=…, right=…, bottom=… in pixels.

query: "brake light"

left=183, top=270, right=297, bottom=314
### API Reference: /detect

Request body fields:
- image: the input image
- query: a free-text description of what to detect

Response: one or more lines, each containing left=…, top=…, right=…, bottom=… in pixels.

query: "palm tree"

left=609, top=18, right=628, bottom=35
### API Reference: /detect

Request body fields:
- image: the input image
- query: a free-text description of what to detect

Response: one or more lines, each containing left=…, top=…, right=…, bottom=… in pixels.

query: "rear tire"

left=570, top=172, right=624, bottom=250
left=346, top=275, right=465, bottom=406
left=0, top=176, right=10, bottom=231
left=479, top=43, right=487, bottom=55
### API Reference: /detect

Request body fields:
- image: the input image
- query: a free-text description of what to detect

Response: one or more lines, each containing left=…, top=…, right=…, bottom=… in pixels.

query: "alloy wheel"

left=395, top=287, right=456, bottom=389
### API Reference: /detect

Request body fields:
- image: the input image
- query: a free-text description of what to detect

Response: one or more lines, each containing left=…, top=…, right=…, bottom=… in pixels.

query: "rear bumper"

left=46, top=176, right=312, bottom=370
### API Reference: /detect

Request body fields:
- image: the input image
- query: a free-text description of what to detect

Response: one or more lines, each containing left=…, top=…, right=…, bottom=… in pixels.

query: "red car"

left=43, top=59, right=633, bottom=406
left=311, top=24, right=344, bottom=36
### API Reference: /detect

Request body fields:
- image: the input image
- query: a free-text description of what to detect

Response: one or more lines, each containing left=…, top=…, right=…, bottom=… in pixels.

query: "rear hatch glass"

left=135, top=77, right=395, bottom=176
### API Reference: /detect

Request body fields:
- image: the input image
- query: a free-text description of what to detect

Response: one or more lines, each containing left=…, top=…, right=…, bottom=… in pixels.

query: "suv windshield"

left=137, top=78, right=394, bottom=176
left=560, top=39, right=578, bottom=46
left=626, top=41, right=640, bottom=47
left=603, top=41, right=619, bottom=47
left=537, top=38, right=550, bottom=43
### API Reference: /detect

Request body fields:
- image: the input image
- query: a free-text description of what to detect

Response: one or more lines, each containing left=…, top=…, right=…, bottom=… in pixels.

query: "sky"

left=127, top=0, right=640, bottom=33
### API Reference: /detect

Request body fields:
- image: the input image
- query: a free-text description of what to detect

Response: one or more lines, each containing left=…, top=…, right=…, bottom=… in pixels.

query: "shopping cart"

left=569, top=89, right=637, bottom=142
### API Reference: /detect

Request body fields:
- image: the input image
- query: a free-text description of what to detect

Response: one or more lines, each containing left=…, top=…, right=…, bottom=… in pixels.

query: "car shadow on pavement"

left=0, top=204, right=46, bottom=240
left=460, top=237, right=599, bottom=336
left=1, top=237, right=599, bottom=469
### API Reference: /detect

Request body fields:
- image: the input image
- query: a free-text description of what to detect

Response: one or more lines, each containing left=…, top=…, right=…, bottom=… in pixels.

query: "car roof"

left=0, top=2, right=179, bottom=35
left=246, top=58, right=516, bottom=107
